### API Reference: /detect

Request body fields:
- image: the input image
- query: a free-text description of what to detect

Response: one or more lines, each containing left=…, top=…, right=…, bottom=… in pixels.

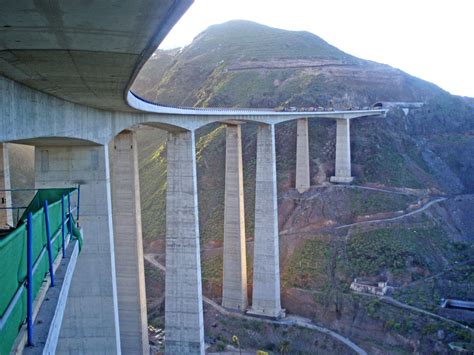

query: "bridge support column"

left=222, top=124, right=248, bottom=311
left=111, top=130, right=149, bottom=354
left=35, top=144, right=121, bottom=353
left=165, top=130, right=204, bottom=354
left=0, top=143, right=13, bottom=227
left=295, top=118, right=310, bottom=193
left=249, top=124, right=284, bottom=319
left=330, top=118, right=354, bottom=183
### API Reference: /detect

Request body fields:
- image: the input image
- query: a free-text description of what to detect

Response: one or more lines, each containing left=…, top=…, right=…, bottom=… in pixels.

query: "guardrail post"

left=43, top=200, right=55, bottom=287
left=61, top=194, right=66, bottom=258
left=27, top=212, right=34, bottom=346
left=76, top=185, right=80, bottom=224
left=67, top=192, right=73, bottom=242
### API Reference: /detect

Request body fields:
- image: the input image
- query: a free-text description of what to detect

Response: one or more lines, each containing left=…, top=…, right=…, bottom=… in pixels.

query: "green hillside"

left=134, top=20, right=443, bottom=109
left=132, top=20, right=474, bottom=353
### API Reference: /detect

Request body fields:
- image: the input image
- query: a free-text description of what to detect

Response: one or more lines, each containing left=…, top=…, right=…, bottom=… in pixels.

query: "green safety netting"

left=0, top=188, right=82, bottom=355
left=17, top=188, right=76, bottom=227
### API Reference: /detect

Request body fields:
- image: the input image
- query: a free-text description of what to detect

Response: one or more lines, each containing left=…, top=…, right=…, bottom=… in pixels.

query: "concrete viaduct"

left=0, top=0, right=385, bottom=353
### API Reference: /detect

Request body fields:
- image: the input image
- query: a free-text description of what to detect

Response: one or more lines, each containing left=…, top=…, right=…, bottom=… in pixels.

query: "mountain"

left=133, top=20, right=445, bottom=109
left=133, top=21, right=474, bottom=353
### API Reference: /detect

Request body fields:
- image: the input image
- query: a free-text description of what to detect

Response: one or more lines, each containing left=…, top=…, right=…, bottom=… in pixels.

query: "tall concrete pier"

left=295, top=118, right=310, bottom=193
left=35, top=145, right=121, bottom=353
left=111, top=131, right=149, bottom=354
left=249, top=124, right=284, bottom=318
left=165, top=131, right=204, bottom=354
left=330, top=118, right=354, bottom=183
left=0, top=1, right=389, bottom=352
left=0, top=143, right=13, bottom=227
left=222, top=124, right=248, bottom=310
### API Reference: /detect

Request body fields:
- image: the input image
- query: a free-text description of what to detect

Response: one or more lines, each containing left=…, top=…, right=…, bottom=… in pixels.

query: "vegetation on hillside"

left=346, top=227, right=464, bottom=279
left=134, top=20, right=442, bottom=109
left=133, top=20, right=474, bottom=353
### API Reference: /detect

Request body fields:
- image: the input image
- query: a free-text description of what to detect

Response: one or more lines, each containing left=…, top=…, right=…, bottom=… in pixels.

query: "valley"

left=132, top=21, right=474, bottom=353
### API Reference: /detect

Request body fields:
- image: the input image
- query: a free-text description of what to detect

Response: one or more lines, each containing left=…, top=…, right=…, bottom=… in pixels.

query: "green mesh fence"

left=0, top=188, right=82, bottom=354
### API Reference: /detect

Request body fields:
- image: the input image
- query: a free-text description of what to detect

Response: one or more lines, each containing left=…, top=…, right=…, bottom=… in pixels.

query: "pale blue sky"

left=160, top=0, right=474, bottom=98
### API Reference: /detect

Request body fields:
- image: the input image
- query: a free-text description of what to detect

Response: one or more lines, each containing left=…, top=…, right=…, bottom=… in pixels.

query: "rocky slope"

left=132, top=20, right=474, bottom=353
left=132, top=20, right=445, bottom=109
left=135, top=20, right=474, bottom=353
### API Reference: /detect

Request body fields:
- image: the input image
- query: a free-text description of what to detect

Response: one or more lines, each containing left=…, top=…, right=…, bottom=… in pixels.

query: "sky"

left=159, top=0, right=474, bottom=98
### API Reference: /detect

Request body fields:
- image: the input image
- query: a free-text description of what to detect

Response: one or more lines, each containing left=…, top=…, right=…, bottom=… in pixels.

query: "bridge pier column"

left=330, top=118, right=354, bottom=183
left=295, top=118, right=310, bottom=193
left=0, top=143, right=13, bottom=227
left=222, top=123, right=248, bottom=311
left=249, top=124, right=284, bottom=319
left=111, top=130, right=149, bottom=354
left=165, top=130, right=204, bottom=355
left=35, top=144, right=121, bottom=353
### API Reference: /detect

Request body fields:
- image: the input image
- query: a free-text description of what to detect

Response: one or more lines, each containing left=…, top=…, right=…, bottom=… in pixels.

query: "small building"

left=350, top=278, right=390, bottom=296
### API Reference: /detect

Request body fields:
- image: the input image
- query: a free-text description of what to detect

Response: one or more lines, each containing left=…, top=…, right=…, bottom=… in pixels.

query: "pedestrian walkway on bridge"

left=0, top=188, right=82, bottom=354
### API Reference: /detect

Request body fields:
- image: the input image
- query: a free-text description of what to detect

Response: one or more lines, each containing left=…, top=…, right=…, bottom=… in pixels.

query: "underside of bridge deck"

left=0, top=0, right=193, bottom=111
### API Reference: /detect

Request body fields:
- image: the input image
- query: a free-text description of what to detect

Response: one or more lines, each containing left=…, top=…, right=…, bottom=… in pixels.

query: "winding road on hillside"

left=292, top=286, right=473, bottom=334
left=335, top=196, right=447, bottom=230
left=357, top=292, right=473, bottom=333
left=143, top=193, right=465, bottom=352
left=202, top=194, right=446, bottom=254
left=337, top=184, right=428, bottom=196
left=144, top=253, right=368, bottom=355
left=279, top=193, right=447, bottom=239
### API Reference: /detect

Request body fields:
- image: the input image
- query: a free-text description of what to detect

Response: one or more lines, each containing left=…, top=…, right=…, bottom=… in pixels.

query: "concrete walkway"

left=144, top=254, right=367, bottom=355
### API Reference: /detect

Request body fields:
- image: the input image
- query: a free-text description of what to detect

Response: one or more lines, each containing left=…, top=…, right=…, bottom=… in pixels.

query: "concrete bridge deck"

left=0, top=1, right=387, bottom=354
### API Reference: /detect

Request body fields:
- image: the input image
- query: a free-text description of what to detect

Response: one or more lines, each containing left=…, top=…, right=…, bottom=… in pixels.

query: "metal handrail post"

left=27, top=212, right=34, bottom=346
left=61, top=195, right=66, bottom=258
left=43, top=200, right=55, bottom=287
left=67, top=192, right=73, bottom=242
left=76, top=185, right=80, bottom=224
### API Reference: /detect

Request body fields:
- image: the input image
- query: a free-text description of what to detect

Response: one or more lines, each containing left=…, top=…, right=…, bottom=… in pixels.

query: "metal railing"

left=0, top=187, right=81, bottom=351
left=0, top=186, right=80, bottom=227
